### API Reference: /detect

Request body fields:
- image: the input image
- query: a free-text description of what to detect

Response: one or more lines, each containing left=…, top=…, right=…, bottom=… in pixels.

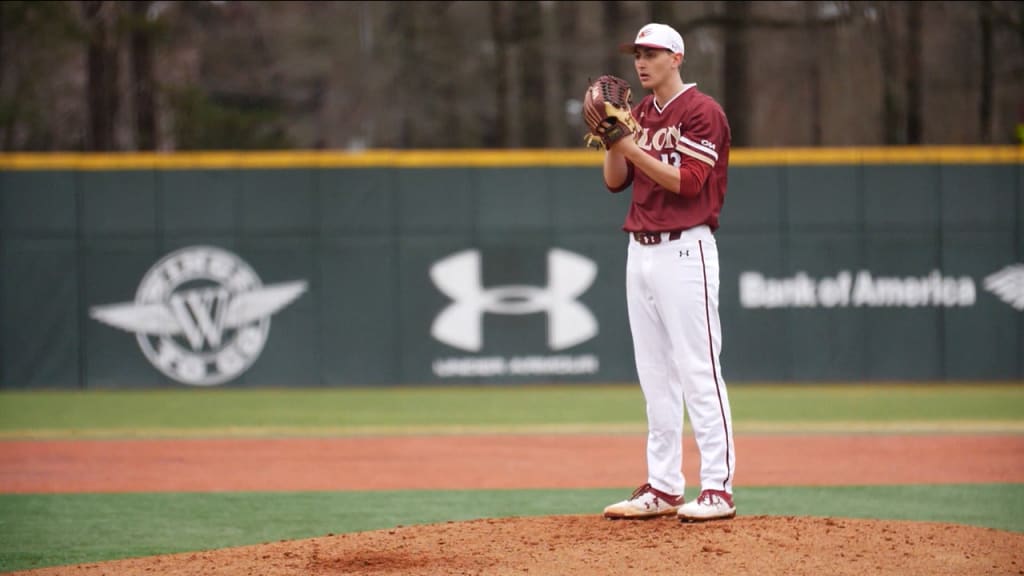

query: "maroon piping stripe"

left=698, top=240, right=732, bottom=490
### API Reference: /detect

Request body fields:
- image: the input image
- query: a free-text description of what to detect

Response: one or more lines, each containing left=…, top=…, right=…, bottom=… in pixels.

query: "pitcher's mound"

left=14, top=515, right=1024, bottom=576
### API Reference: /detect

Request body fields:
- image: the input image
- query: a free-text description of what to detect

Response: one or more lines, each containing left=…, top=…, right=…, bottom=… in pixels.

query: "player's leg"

left=603, top=239, right=685, bottom=518
left=651, top=231, right=736, bottom=512
left=625, top=240, right=686, bottom=497
left=675, top=249, right=737, bottom=523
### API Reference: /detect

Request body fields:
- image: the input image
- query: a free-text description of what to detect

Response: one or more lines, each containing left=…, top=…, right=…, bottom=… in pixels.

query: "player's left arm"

left=612, top=140, right=683, bottom=193
left=610, top=103, right=725, bottom=198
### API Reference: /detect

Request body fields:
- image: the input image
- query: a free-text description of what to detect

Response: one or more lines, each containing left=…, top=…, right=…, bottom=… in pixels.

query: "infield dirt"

left=3, top=433, right=1024, bottom=575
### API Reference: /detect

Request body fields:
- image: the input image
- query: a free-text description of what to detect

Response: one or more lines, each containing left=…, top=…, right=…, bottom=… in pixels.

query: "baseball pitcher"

left=583, top=22, right=737, bottom=523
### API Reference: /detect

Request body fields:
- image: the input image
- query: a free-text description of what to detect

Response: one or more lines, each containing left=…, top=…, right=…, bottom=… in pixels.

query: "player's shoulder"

left=681, top=85, right=726, bottom=117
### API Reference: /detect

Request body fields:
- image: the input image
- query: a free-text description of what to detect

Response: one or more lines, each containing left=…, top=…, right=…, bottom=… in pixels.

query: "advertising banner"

left=1, top=149, right=1020, bottom=388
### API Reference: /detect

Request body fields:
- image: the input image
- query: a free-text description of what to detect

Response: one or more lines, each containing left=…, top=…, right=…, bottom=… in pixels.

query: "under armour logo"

left=430, top=248, right=599, bottom=352
left=984, top=264, right=1024, bottom=310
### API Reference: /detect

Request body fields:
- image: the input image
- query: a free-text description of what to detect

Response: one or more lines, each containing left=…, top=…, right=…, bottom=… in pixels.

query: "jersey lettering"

left=636, top=125, right=683, bottom=154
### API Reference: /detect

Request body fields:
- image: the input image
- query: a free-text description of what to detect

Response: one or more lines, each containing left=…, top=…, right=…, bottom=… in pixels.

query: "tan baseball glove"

left=582, top=75, right=639, bottom=150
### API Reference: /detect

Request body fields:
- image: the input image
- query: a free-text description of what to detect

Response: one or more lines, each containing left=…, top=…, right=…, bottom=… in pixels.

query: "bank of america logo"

left=89, top=246, right=307, bottom=386
left=984, top=264, right=1024, bottom=310
left=430, top=248, right=598, bottom=352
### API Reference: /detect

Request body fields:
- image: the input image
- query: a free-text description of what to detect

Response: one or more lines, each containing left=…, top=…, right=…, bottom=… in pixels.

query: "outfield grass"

left=0, top=384, right=1021, bottom=573
left=0, top=383, right=1021, bottom=437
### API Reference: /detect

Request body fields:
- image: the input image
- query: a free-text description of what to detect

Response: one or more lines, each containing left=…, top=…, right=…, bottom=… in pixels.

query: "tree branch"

left=676, top=8, right=858, bottom=36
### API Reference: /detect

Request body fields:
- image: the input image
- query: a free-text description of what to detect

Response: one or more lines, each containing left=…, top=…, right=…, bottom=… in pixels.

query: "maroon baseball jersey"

left=609, top=84, right=731, bottom=233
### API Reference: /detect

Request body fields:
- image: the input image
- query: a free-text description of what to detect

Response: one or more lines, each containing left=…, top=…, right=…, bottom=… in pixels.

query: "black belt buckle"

left=634, top=232, right=661, bottom=245
left=633, top=231, right=682, bottom=245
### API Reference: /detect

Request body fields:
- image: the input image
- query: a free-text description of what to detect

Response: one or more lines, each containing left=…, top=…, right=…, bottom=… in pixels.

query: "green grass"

left=1, top=485, right=1021, bottom=573
left=1, top=383, right=1022, bottom=436
left=1, top=384, right=1022, bottom=572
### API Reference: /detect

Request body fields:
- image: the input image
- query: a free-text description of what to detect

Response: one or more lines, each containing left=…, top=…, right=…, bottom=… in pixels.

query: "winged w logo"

left=90, top=246, right=307, bottom=386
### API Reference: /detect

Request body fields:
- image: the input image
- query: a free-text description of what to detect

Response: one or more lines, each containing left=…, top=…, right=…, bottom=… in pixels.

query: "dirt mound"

left=13, top=515, right=1024, bottom=576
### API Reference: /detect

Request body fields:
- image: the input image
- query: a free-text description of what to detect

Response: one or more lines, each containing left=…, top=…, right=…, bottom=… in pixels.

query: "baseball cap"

left=618, top=23, right=685, bottom=55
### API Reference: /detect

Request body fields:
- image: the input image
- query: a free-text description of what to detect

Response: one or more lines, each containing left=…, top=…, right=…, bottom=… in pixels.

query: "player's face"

left=634, top=47, right=677, bottom=90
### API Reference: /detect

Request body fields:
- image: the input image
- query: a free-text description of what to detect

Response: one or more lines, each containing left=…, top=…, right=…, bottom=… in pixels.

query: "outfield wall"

left=1, top=148, right=1021, bottom=389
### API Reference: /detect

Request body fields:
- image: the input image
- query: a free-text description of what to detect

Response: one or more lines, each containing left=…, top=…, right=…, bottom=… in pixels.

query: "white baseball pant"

left=625, top=224, right=736, bottom=498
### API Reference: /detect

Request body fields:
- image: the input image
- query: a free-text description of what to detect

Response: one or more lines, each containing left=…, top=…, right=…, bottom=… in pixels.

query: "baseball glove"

left=582, top=75, right=639, bottom=150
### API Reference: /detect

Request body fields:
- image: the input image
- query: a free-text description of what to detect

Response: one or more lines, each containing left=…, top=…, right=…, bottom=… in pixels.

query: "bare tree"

left=6, top=0, right=1024, bottom=151
left=83, top=0, right=120, bottom=151
left=979, top=1, right=995, bottom=143
left=392, top=3, right=417, bottom=148
left=722, top=1, right=751, bottom=146
left=489, top=1, right=508, bottom=147
left=540, top=2, right=564, bottom=148
left=905, top=1, right=923, bottom=144
left=514, top=1, right=545, bottom=147
left=603, top=1, right=624, bottom=79
left=676, top=1, right=859, bottom=147
left=873, top=1, right=922, bottom=145
left=805, top=2, right=823, bottom=146
left=876, top=2, right=904, bottom=145
left=1, top=6, right=5, bottom=99
left=648, top=1, right=675, bottom=24
left=129, top=1, right=157, bottom=150
left=556, top=2, right=579, bottom=147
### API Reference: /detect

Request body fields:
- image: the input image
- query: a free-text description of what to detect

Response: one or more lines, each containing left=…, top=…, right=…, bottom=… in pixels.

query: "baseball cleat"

left=603, top=483, right=684, bottom=519
left=677, top=489, right=736, bottom=522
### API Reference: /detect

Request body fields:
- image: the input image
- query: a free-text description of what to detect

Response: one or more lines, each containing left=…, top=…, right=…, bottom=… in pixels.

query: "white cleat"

left=603, top=483, right=684, bottom=519
left=677, top=489, right=736, bottom=522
